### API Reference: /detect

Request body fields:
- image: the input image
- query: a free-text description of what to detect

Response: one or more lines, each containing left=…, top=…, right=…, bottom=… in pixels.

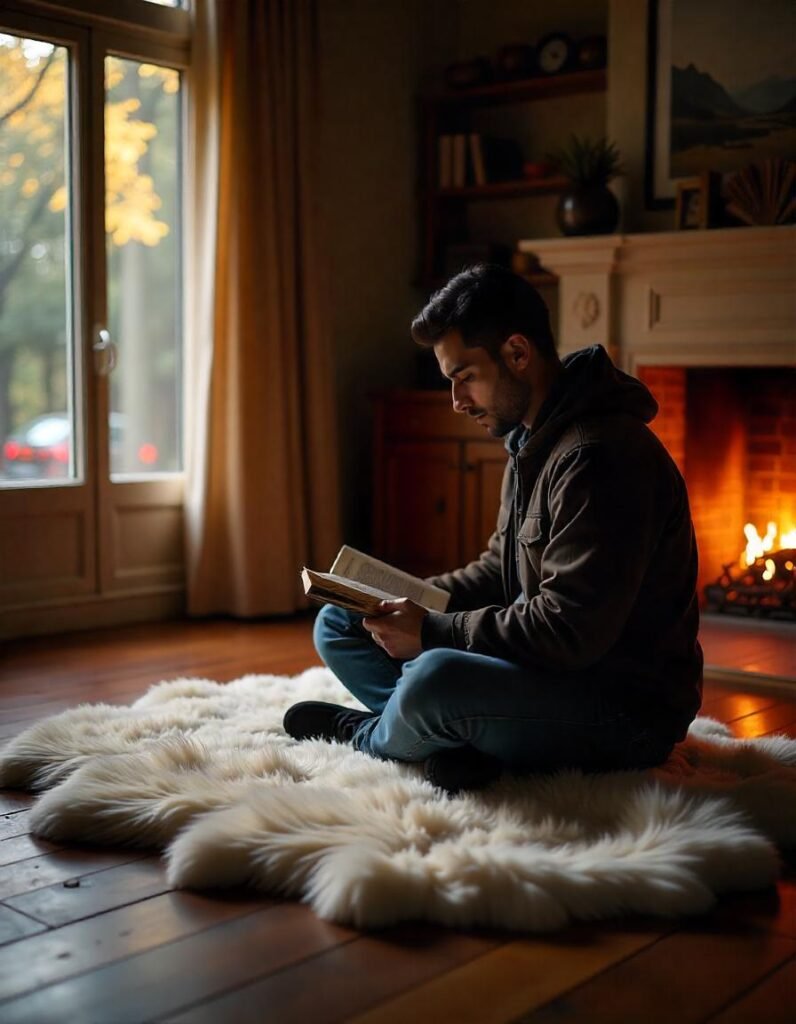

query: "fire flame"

left=740, top=521, right=796, bottom=568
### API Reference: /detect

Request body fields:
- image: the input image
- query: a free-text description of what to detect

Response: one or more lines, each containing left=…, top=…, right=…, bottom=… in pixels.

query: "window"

left=0, top=35, right=74, bottom=484
left=0, top=1, right=190, bottom=627
left=105, top=55, right=183, bottom=478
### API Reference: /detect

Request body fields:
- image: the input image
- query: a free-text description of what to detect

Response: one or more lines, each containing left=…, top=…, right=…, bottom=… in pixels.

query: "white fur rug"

left=2, top=667, right=795, bottom=933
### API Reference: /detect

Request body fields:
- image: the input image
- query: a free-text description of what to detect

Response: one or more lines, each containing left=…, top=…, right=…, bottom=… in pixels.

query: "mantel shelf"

left=516, top=225, right=796, bottom=366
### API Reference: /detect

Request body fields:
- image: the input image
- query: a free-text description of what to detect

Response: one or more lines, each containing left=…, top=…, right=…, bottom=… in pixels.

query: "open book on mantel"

left=301, top=545, right=450, bottom=616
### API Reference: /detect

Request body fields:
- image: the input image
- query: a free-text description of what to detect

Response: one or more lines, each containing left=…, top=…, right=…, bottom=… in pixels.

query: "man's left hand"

left=363, top=598, right=427, bottom=660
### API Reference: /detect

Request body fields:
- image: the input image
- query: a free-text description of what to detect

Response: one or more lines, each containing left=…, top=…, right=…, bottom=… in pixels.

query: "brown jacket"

left=422, top=345, right=703, bottom=739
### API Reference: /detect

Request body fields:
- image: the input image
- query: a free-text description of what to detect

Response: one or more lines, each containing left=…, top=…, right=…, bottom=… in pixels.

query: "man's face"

left=434, top=330, right=531, bottom=437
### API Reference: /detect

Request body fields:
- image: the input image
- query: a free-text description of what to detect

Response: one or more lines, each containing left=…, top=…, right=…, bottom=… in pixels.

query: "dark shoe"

left=283, top=701, right=374, bottom=744
left=424, top=746, right=503, bottom=796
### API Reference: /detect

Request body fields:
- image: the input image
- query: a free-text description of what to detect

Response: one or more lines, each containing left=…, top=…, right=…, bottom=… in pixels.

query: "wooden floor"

left=0, top=616, right=794, bottom=1023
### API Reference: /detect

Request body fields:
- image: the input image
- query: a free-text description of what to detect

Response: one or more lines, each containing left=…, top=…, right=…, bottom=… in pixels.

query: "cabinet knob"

left=435, top=497, right=446, bottom=515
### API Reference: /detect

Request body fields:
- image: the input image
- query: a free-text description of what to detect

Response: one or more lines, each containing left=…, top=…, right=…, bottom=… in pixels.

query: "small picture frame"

left=674, top=171, right=720, bottom=230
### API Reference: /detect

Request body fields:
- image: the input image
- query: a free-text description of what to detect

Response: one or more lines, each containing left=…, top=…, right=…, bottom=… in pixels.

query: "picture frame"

left=645, top=0, right=796, bottom=210
left=674, top=171, right=720, bottom=230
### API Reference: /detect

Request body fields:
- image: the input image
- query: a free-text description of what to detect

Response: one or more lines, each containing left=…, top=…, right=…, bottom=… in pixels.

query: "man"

left=284, top=264, right=703, bottom=794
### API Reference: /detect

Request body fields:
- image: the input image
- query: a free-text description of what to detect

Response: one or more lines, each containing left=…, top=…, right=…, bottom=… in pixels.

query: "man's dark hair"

left=411, top=263, right=557, bottom=361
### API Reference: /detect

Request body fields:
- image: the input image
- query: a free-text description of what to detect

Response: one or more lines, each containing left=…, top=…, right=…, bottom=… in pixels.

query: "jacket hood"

left=510, top=345, right=658, bottom=457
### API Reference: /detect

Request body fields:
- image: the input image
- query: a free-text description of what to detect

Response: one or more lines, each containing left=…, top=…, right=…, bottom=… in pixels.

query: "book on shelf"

left=438, top=133, right=524, bottom=190
left=469, top=132, right=486, bottom=186
left=438, top=134, right=453, bottom=188
left=466, top=134, right=524, bottom=185
left=452, top=133, right=467, bottom=188
left=301, top=545, right=451, bottom=616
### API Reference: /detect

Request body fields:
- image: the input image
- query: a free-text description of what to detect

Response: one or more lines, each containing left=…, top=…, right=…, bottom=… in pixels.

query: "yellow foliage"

left=2, top=38, right=179, bottom=249
left=105, top=64, right=124, bottom=90
left=49, top=186, right=67, bottom=212
left=138, top=64, right=179, bottom=94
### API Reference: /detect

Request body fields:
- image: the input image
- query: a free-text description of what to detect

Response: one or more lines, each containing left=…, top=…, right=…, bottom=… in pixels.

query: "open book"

left=301, top=545, right=450, bottom=616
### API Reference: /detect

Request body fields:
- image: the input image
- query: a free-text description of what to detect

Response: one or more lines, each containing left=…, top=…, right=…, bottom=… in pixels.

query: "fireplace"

left=638, top=366, right=795, bottom=618
left=521, top=224, right=796, bottom=623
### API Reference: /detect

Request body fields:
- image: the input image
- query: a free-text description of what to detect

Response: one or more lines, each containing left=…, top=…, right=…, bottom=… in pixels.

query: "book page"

left=307, top=569, right=397, bottom=603
left=301, top=568, right=390, bottom=615
left=329, top=546, right=450, bottom=612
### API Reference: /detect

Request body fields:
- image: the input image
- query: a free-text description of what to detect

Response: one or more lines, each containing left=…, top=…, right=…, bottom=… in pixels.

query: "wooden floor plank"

left=4, top=857, right=170, bottom=926
left=162, top=922, right=503, bottom=1024
left=0, top=902, right=356, bottom=1024
left=0, top=890, right=269, bottom=1002
left=762, top=719, right=796, bottom=738
left=517, top=929, right=796, bottom=1023
left=700, top=617, right=796, bottom=680
left=698, top=691, right=783, bottom=724
left=708, top=955, right=796, bottom=1024
left=1, top=650, right=310, bottom=713
left=0, top=793, right=33, bottom=814
left=0, top=833, right=62, bottom=866
left=0, top=848, right=148, bottom=902
left=725, top=703, right=796, bottom=739
left=0, top=906, right=47, bottom=946
left=0, top=810, right=33, bottom=841
left=345, top=923, right=669, bottom=1024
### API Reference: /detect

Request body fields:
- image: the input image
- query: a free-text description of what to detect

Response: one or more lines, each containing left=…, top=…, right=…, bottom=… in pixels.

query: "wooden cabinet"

left=419, top=69, right=606, bottom=286
left=373, top=392, right=507, bottom=578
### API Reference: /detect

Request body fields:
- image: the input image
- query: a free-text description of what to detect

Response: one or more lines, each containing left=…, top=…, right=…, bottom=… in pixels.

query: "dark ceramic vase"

left=556, top=184, right=619, bottom=236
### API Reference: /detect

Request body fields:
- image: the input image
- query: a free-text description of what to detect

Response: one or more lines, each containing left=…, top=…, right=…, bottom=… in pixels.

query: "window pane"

left=105, top=56, right=182, bottom=478
left=0, top=34, right=75, bottom=486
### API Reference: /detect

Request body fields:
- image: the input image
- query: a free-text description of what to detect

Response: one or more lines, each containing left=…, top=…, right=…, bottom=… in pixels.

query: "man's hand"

left=362, top=598, right=427, bottom=660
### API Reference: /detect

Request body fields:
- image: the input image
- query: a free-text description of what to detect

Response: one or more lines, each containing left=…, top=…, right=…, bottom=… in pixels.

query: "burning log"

left=704, top=548, right=795, bottom=619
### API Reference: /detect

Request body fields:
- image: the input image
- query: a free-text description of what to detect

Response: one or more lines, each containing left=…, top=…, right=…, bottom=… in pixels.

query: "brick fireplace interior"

left=639, top=366, right=796, bottom=612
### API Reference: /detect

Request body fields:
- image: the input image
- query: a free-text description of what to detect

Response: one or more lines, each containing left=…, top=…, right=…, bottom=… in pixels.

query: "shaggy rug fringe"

left=1, top=667, right=795, bottom=932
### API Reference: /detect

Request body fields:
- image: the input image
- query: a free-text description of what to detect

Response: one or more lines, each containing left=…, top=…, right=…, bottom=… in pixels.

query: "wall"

left=318, top=0, right=455, bottom=547
left=607, top=0, right=672, bottom=233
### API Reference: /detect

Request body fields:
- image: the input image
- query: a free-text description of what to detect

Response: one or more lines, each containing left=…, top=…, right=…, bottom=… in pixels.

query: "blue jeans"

left=313, top=604, right=675, bottom=773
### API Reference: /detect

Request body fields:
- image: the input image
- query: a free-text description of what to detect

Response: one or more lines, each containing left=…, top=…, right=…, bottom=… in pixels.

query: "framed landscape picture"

left=645, top=0, right=796, bottom=208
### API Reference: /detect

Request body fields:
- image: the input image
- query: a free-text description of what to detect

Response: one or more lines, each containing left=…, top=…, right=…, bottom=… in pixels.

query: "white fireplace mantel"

left=518, top=226, right=796, bottom=373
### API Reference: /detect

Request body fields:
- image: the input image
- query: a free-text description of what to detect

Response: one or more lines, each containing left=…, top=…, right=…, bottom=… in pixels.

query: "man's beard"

left=480, top=363, right=532, bottom=437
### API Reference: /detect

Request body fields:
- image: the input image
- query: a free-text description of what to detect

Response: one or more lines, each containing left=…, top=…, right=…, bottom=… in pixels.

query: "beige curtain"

left=185, top=0, right=341, bottom=616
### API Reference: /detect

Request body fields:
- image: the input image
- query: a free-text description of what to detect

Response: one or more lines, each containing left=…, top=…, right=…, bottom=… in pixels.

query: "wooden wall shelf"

left=419, top=67, right=607, bottom=285
left=435, top=176, right=568, bottom=200
left=430, top=68, right=607, bottom=107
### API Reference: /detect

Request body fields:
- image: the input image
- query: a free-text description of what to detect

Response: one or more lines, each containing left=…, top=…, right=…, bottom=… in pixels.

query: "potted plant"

left=546, top=135, right=624, bottom=236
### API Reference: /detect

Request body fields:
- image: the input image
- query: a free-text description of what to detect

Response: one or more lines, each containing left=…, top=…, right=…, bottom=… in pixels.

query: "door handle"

left=93, top=326, right=118, bottom=377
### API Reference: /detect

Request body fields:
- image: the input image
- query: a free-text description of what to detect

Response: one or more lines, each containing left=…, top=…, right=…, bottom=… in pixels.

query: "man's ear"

left=500, top=333, right=532, bottom=374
